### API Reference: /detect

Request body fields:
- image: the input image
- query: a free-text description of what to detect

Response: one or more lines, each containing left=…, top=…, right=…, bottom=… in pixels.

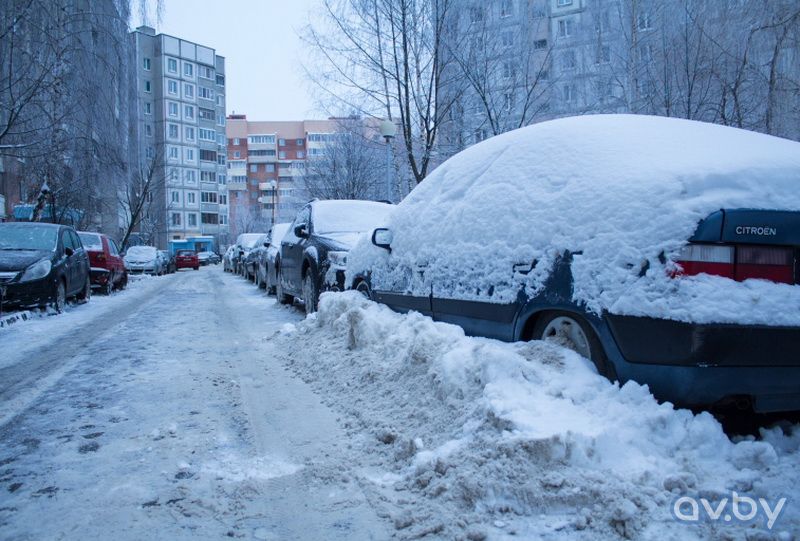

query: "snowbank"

left=275, top=292, right=800, bottom=539
left=347, top=115, right=800, bottom=325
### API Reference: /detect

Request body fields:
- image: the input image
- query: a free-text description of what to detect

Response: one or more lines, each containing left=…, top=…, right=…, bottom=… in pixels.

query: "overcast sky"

left=135, top=0, right=318, bottom=121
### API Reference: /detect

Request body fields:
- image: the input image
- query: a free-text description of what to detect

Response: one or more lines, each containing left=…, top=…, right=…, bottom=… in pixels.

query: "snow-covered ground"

left=2, top=266, right=798, bottom=540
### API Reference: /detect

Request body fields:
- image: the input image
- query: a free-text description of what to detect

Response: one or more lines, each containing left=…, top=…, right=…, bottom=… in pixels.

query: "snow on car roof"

left=312, top=200, right=393, bottom=235
left=349, top=114, right=800, bottom=325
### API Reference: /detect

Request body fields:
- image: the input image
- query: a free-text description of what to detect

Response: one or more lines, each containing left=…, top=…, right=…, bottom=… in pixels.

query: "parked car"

left=0, top=222, right=91, bottom=312
left=159, top=250, right=177, bottom=274
left=243, top=235, right=269, bottom=282
left=124, top=246, right=163, bottom=275
left=256, top=222, right=291, bottom=293
left=175, top=249, right=199, bottom=270
left=223, top=246, right=237, bottom=272
left=277, top=200, right=393, bottom=313
left=78, top=231, right=127, bottom=294
left=197, top=251, right=219, bottom=266
left=346, top=114, right=800, bottom=413
left=236, top=233, right=268, bottom=279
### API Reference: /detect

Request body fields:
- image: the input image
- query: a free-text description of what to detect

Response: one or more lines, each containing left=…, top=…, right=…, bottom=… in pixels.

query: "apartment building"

left=132, top=26, right=229, bottom=248
left=226, top=117, right=345, bottom=235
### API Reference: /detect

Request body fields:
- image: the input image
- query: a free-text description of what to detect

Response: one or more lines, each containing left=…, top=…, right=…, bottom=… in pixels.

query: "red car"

left=77, top=231, right=128, bottom=294
left=175, top=250, right=200, bottom=270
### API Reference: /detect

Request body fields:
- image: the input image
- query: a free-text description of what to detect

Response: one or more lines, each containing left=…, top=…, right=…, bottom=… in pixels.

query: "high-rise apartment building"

left=225, top=117, right=344, bottom=235
left=132, top=26, right=229, bottom=248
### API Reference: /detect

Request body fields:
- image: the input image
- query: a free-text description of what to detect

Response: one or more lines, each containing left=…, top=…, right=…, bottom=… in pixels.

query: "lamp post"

left=379, top=119, right=397, bottom=202
left=268, top=179, right=277, bottom=224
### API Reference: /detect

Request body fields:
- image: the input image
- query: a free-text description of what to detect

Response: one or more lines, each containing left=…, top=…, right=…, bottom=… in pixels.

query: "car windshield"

left=240, top=234, right=264, bottom=249
left=312, top=201, right=392, bottom=235
left=270, top=223, right=291, bottom=246
left=78, top=233, right=103, bottom=251
left=0, top=224, right=58, bottom=251
left=127, top=246, right=157, bottom=259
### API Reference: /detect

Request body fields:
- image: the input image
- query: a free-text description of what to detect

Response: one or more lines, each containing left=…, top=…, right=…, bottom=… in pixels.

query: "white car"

left=124, top=246, right=163, bottom=275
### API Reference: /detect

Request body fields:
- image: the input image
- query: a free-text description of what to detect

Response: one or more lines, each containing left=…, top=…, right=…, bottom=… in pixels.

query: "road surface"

left=0, top=267, right=390, bottom=540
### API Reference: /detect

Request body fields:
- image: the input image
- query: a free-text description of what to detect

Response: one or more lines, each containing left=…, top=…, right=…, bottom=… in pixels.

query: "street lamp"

left=267, top=179, right=277, bottom=224
left=379, top=119, right=397, bottom=202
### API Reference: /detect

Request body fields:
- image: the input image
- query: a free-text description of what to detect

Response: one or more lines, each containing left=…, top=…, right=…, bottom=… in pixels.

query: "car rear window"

left=177, top=250, right=195, bottom=256
left=0, top=224, right=58, bottom=251
left=127, top=246, right=157, bottom=258
left=78, top=233, right=103, bottom=251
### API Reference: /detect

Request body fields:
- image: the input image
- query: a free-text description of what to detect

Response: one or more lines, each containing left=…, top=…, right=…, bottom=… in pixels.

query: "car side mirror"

left=263, top=242, right=269, bottom=247
left=64, top=247, right=74, bottom=257
left=294, top=224, right=309, bottom=238
left=372, top=228, right=392, bottom=251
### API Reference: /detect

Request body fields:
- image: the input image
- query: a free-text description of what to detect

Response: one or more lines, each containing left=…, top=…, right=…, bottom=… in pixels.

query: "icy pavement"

left=0, top=268, right=390, bottom=540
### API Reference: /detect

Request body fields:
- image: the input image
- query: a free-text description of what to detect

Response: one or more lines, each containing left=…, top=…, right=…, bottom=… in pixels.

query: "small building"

left=168, top=235, right=216, bottom=254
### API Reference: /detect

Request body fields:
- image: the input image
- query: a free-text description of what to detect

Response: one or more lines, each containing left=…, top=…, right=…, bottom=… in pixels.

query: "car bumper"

left=126, top=265, right=157, bottom=274
left=90, top=267, right=111, bottom=286
left=176, top=261, right=197, bottom=269
left=606, top=315, right=800, bottom=412
left=0, top=276, right=55, bottom=309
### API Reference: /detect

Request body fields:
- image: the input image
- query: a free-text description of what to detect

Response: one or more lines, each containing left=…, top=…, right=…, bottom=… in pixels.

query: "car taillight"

left=735, top=245, right=794, bottom=284
left=675, top=244, right=735, bottom=279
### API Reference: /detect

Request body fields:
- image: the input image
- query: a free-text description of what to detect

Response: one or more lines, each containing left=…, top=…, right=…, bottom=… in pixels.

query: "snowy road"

left=0, top=267, right=390, bottom=540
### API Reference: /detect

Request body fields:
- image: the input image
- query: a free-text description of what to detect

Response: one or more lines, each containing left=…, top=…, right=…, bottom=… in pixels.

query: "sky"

left=134, top=0, right=318, bottom=121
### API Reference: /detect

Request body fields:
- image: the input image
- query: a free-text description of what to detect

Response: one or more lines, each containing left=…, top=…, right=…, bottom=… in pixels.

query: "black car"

left=0, top=222, right=92, bottom=313
left=159, top=250, right=177, bottom=274
left=276, top=200, right=393, bottom=313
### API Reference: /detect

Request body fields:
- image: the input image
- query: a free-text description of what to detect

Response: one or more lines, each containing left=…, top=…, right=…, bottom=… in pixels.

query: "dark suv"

left=276, top=200, right=393, bottom=313
left=0, top=222, right=91, bottom=313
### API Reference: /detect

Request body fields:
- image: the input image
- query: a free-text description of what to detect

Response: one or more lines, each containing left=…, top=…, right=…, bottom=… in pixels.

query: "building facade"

left=225, top=117, right=344, bottom=236
left=132, top=26, right=229, bottom=248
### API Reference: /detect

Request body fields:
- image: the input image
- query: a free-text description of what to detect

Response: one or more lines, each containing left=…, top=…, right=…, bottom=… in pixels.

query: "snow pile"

left=347, top=114, right=800, bottom=325
left=275, top=292, right=800, bottom=539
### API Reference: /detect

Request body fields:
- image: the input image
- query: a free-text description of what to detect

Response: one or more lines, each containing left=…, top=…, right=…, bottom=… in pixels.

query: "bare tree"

left=302, top=118, right=384, bottom=200
left=119, top=150, right=168, bottom=250
left=304, top=0, right=463, bottom=185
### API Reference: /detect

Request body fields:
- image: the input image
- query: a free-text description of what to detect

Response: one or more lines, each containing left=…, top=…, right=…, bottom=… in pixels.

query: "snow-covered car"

left=197, top=251, right=219, bottom=265
left=223, top=245, right=237, bottom=272
left=124, top=246, right=163, bottom=275
left=256, top=222, right=290, bottom=293
left=277, top=200, right=393, bottom=313
left=346, top=114, right=800, bottom=413
left=0, top=222, right=92, bottom=312
left=236, top=233, right=268, bottom=279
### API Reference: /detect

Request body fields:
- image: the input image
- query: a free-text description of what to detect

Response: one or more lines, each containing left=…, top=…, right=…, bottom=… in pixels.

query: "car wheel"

left=118, top=272, right=128, bottom=290
left=276, top=268, right=293, bottom=305
left=103, top=279, right=113, bottom=295
left=77, top=274, right=92, bottom=303
left=355, top=280, right=372, bottom=299
left=302, top=273, right=319, bottom=314
left=52, top=280, right=66, bottom=313
left=530, top=311, right=613, bottom=378
left=194, top=266, right=199, bottom=271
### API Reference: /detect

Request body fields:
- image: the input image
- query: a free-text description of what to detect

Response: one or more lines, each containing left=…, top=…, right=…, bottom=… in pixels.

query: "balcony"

left=248, top=154, right=277, bottom=164
left=227, top=181, right=247, bottom=191
left=258, top=182, right=277, bottom=191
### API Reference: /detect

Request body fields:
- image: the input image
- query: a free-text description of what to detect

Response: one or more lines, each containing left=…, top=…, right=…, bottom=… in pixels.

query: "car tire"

left=77, top=274, right=91, bottom=303
left=276, top=268, right=293, bottom=305
left=103, top=279, right=113, bottom=295
left=51, top=280, right=66, bottom=313
left=194, top=266, right=199, bottom=271
left=302, top=273, right=319, bottom=314
left=355, top=280, right=372, bottom=300
left=118, top=272, right=128, bottom=291
left=530, top=311, right=614, bottom=379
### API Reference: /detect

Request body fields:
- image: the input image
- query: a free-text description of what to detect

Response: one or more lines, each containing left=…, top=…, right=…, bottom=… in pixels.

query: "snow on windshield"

left=78, top=233, right=103, bottom=251
left=348, top=114, right=800, bottom=325
left=270, top=223, right=291, bottom=246
left=312, top=200, right=392, bottom=235
left=239, top=234, right=265, bottom=249
left=0, top=224, right=58, bottom=251
left=127, top=246, right=157, bottom=259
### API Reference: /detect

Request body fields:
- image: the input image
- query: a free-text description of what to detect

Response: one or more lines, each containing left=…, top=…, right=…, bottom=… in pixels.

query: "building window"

left=199, top=128, right=215, bottom=141
left=184, top=62, right=194, bottom=77
left=200, top=149, right=217, bottom=162
left=557, top=0, right=572, bottom=6
left=167, top=58, right=178, bottom=73
left=217, top=154, right=226, bottom=165
left=200, top=171, right=216, bottom=183
left=168, top=123, right=179, bottom=139
left=266, top=164, right=275, bottom=172
left=534, top=39, right=548, bottom=50
left=184, top=105, right=195, bottom=120
left=250, top=191, right=258, bottom=199
left=249, top=178, right=258, bottom=186
left=167, top=80, right=178, bottom=95
left=217, top=114, right=225, bottom=126
left=143, top=57, right=151, bottom=70
left=171, top=213, right=181, bottom=226
left=233, top=150, right=241, bottom=158
left=296, top=151, right=305, bottom=159
left=199, top=107, right=215, bottom=121
left=216, top=94, right=224, bottom=107
left=201, top=212, right=218, bottom=224
left=199, top=86, right=214, bottom=100
left=503, top=92, right=515, bottom=111
left=219, top=214, right=227, bottom=225
left=145, top=146, right=155, bottom=159
left=186, top=148, right=196, bottom=163
left=278, top=138, right=286, bottom=146
left=296, top=139, right=304, bottom=146
left=500, top=0, right=512, bottom=18
left=168, top=146, right=179, bottom=160
left=144, top=80, right=151, bottom=92
left=249, top=135, right=276, bottom=144
left=233, top=138, right=240, bottom=145
left=145, top=124, right=153, bottom=137
left=188, top=213, right=197, bottom=227
left=562, top=50, right=577, bottom=70
left=278, top=151, right=286, bottom=159
left=201, top=192, right=218, bottom=203
left=168, top=102, right=178, bottom=117
left=250, top=164, right=258, bottom=173
left=185, top=127, right=195, bottom=142
left=219, top=194, right=227, bottom=205
left=637, top=12, right=652, bottom=31
left=185, top=170, right=197, bottom=184
left=597, top=45, right=611, bottom=64
left=184, top=83, right=195, bottom=99
left=502, top=61, right=514, bottom=79
left=171, top=191, right=180, bottom=204
left=469, top=7, right=483, bottom=23
left=216, top=74, right=225, bottom=86
left=563, top=83, right=576, bottom=102
left=187, top=191, right=196, bottom=203
left=198, top=65, right=213, bottom=79
left=558, top=19, right=575, bottom=38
